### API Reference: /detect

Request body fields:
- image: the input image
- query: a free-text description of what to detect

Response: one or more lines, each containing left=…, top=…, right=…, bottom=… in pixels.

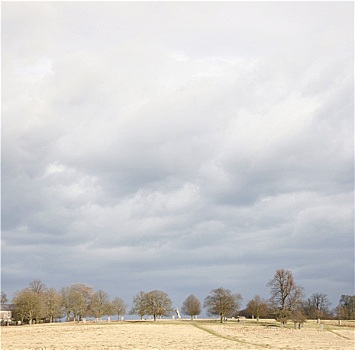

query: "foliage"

left=203, top=287, right=242, bottom=323
left=181, top=294, right=201, bottom=320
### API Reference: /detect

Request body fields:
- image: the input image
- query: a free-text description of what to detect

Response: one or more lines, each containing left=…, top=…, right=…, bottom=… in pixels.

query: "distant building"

left=0, top=304, right=14, bottom=325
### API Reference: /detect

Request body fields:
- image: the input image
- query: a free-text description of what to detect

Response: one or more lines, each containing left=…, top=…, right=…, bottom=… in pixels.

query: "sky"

left=1, top=1, right=354, bottom=314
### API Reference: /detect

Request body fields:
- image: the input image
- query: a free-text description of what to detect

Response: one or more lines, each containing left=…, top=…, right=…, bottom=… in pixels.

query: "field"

left=1, top=319, right=354, bottom=350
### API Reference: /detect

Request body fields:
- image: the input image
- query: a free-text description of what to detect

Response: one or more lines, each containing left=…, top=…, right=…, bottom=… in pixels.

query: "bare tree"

left=60, top=284, right=94, bottom=321
left=90, top=289, right=110, bottom=321
left=1, top=291, right=8, bottom=304
left=111, top=297, right=127, bottom=321
left=13, top=288, right=44, bottom=324
left=130, top=291, right=148, bottom=320
left=70, top=284, right=94, bottom=321
left=267, top=269, right=304, bottom=325
left=305, top=293, right=331, bottom=321
left=144, top=290, right=173, bottom=321
left=44, top=287, right=62, bottom=323
left=60, top=286, right=73, bottom=321
left=246, top=295, right=269, bottom=321
left=338, top=295, right=355, bottom=320
left=29, top=279, right=47, bottom=294
left=181, top=294, right=201, bottom=320
left=203, top=287, right=242, bottom=323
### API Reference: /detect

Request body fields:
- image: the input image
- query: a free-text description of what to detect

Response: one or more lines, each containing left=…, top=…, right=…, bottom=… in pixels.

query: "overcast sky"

left=2, top=1, right=354, bottom=313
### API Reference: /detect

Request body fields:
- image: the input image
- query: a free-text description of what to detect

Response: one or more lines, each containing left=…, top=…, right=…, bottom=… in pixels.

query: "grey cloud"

left=2, top=2, right=353, bottom=309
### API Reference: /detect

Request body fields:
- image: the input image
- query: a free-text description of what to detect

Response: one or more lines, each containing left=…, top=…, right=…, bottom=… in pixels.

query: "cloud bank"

left=2, top=2, right=353, bottom=310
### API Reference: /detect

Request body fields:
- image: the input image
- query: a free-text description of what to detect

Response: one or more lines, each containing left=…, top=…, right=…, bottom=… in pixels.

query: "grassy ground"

left=1, top=318, right=354, bottom=350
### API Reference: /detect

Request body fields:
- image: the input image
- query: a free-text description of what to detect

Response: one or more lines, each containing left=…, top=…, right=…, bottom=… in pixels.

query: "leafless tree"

left=203, top=287, right=242, bottom=323
left=338, top=295, right=355, bottom=320
left=90, top=289, right=110, bottom=320
left=305, top=293, right=331, bottom=321
left=144, top=290, right=173, bottom=321
left=111, top=297, right=127, bottom=321
left=130, top=291, right=148, bottom=320
left=1, top=291, right=8, bottom=304
left=267, top=269, right=304, bottom=325
left=44, top=287, right=62, bottom=323
left=246, top=295, right=269, bottom=321
left=60, top=284, right=94, bottom=321
left=181, top=294, right=201, bottom=320
left=29, top=279, right=47, bottom=294
left=13, top=288, right=44, bottom=324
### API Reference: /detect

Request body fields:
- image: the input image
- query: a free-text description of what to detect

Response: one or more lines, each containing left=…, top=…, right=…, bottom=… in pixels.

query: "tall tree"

left=69, top=284, right=94, bottom=321
left=90, top=289, right=110, bottom=320
left=130, top=291, right=148, bottom=320
left=305, top=293, right=331, bottom=321
left=203, top=287, right=242, bottom=323
left=12, top=288, right=43, bottom=324
left=60, top=286, right=73, bottom=321
left=44, top=288, right=62, bottom=323
left=111, top=297, right=127, bottom=321
left=60, top=284, right=94, bottom=321
left=144, top=290, right=173, bottom=321
left=246, top=295, right=269, bottom=321
left=181, top=294, right=201, bottom=320
left=267, top=269, right=304, bottom=325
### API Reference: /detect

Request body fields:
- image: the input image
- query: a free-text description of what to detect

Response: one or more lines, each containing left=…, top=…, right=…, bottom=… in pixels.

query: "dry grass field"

left=1, top=319, right=354, bottom=350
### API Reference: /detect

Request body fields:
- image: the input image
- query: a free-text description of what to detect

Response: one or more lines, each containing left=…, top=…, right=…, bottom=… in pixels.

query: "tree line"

left=1, top=269, right=354, bottom=325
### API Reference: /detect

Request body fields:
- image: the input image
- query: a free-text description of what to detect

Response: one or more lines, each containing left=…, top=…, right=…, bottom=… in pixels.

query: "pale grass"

left=1, top=319, right=354, bottom=350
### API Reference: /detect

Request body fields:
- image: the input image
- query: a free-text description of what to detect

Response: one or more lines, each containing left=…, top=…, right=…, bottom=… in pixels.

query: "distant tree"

left=69, top=284, right=94, bottom=321
left=267, top=269, right=304, bottom=325
left=291, top=308, right=307, bottom=329
left=181, top=294, right=201, bottom=320
left=203, top=287, right=243, bottom=323
left=44, top=288, right=62, bottom=323
left=1, top=291, right=8, bottom=304
left=304, top=293, right=331, bottom=321
left=60, top=286, right=73, bottom=321
left=29, top=279, right=47, bottom=294
left=13, top=288, right=43, bottom=324
left=111, top=297, right=127, bottom=321
left=246, top=295, right=269, bottom=321
left=338, top=295, right=355, bottom=320
left=90, top=289, right=110, bottom=320
left=144, top=290, right=173, bottom=321
left=130, top=291, right=148, bottom=320
left=60, top=284, right=94, bottom=321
